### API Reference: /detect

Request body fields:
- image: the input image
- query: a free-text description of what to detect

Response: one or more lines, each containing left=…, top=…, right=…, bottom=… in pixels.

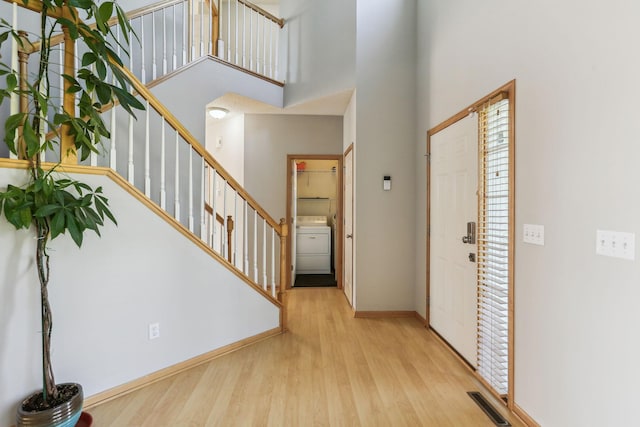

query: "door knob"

left=461, top=221, right=476, bottom=244
left=346, top=234, right=353, bottom=239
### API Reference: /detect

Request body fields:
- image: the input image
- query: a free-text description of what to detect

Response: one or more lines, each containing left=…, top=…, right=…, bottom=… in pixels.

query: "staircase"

left=0, top=0, right=289, bottom=414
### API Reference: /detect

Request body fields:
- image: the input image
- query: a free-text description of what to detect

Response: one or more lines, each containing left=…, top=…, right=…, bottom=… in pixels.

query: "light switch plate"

left=523, top=224, right=544, bottom=245
left=596, top=230, right=635, bottom=260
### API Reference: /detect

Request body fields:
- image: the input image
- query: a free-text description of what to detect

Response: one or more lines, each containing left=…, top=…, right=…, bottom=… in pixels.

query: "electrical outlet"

left=148, top=323, right=160, bottom=340
left=523, top=224, right=544, bottom=245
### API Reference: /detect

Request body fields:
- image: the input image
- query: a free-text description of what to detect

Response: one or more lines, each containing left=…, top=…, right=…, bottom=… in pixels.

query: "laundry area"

left=292, top=159, right=339, bottom=287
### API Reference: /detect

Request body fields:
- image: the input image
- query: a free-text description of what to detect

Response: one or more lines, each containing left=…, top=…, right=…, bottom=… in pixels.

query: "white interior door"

left=343, top=148, right=354, bottom=306
left=291, top=160, right=298, bottom=286
left=429, top=115, right=478, bottom=366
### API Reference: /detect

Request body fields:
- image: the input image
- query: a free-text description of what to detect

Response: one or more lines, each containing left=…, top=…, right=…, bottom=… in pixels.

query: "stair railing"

left=6, top=0, right=289, bottom=320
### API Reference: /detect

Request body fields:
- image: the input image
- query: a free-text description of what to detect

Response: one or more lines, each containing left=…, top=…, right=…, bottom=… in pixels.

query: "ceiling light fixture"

left=208, top=107, right=229, bottom=119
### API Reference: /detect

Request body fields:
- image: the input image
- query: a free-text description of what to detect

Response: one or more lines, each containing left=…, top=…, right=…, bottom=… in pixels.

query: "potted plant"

left=0, top=1, right=142, bottom=425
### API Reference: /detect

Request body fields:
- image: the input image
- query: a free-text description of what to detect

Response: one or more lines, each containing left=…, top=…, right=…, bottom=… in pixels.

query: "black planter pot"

left=16, top=383, right=83, bottom=427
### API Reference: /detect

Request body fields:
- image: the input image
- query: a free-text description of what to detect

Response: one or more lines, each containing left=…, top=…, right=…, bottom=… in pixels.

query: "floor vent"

left=467, top=391, right=511, bottom=426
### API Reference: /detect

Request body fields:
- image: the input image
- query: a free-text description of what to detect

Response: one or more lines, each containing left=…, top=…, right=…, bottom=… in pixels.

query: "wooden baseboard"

left=83, top=327, right=282, bottom=409
left=513, top=403, right=540, bottom=427
left=354, top=310, right=417, bottom=319
left=414, top=311, right=427, bottom=326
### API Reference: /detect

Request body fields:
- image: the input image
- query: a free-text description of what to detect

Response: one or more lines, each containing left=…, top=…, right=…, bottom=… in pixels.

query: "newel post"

left=278, top=218, right=288, bottom=332
left=226, top=215, right=234, bottom=263
left=211, top=0, right=220, bottom=56
left=17, top=31, right=29, bottom=159
left=60, top=26, right=77, bottom=164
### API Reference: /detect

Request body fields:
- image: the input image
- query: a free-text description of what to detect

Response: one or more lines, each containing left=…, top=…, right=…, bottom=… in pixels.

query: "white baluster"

left=110, top=106, right=117, bottom=170
left=127, top=113, right=134, bottom=184
left=234, top=0, right=239, bottom=65
left=200, top=159, right=207, bottom=241
left=160, top=119, right=166, bottom=209
left=144, top=101, right=150, bottom=196
left=174, top=130, right=181, bottom=221
left=9, top=2, right=18, bottom=159
left=129, top=25, right=133, bottom=75
left=234, top=192, right=238, bottom=266
left=255, top=14, right=260, bottom=73
left=190, top=0, right=196, bottom=60
left=262, top=218, right=267, bottom=289
left=212, top=170, right=217, bottom=251
left=188, top=149, right=194, bottom=232
left=242, top=4, right=246, bottom=68
left=140, top=18, right=146, bottom=83
left=268, top=21, right=273, bottom=78
left=183, top=1, right=188, bottom=64
left=227, top=0, right=231, bottom=61
left=249, top=9, right=254, bottom=71
left=253, top=210, right=258, bottom=282
left=271, top=227, right=275, bottom=297
left=244, top=200, right=249, bottom=274
left=223, top=180, right=228, bottom=258
left=200, top=0, right=205, bottom=57
left=74, top=40, right=79, bottom=117
left=275, top=20, right=280, bottom=80
left=171, top=6, right=176, bottom=71
left=110, top=27, right=119, bottom=169
left=208, top=0, right=213, bottom=55
left=59, top=49, right=64, bottom=116
left=152, top=13, right=157, bottom=80
left=262, top=16, right=266, bottom=76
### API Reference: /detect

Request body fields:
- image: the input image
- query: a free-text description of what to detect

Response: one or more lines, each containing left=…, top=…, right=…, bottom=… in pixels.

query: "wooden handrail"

left=204, top=202, right=225, bottom=225
left=238, top=0, right=284, bottom=28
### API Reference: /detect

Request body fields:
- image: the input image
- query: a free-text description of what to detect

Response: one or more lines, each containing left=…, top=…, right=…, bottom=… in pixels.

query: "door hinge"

left=425, top=153, right=431, bottom=162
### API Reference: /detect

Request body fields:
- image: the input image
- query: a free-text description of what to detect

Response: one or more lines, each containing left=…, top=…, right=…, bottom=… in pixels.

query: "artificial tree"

left=0, top=0, right=142, bottom=414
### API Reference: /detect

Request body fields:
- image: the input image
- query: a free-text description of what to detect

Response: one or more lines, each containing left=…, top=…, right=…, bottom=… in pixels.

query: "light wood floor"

left=88, top=288, right=524, bottom=426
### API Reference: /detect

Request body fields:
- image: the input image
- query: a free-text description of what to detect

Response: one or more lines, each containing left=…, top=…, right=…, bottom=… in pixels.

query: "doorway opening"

left=286, top=155, right=343, bottom=289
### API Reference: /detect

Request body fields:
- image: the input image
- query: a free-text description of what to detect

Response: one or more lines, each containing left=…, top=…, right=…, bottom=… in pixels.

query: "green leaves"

left=0, top=170, right=117, bottom=248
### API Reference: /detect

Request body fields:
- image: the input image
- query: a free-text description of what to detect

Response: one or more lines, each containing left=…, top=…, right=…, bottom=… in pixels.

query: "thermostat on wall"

left=383, top=175, right=391, bottom=191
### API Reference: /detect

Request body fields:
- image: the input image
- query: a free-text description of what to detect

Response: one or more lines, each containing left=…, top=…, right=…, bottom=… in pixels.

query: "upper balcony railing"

left=109, top=0, right=284, bottom=84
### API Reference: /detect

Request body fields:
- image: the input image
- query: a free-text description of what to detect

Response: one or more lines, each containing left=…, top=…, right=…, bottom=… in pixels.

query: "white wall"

left=417, top=0, right=640, bottom=425
left=279, top=0, right=356, bottom=107
left=0, top=168, right=280, bottom=426
left=206, top=113, right=246, bottom=185
left=353, top=0, right=417, bottom=311
left=244, top=114, right=343, bottom=220
left=151, top=59, right=284, bottom=144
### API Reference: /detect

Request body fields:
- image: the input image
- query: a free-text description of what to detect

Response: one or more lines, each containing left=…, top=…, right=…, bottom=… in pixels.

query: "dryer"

left=296, top=216, right=331, bottom=274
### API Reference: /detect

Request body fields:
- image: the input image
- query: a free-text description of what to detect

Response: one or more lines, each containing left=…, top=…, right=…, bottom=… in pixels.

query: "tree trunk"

left=36, top=221, right=57, bottom=402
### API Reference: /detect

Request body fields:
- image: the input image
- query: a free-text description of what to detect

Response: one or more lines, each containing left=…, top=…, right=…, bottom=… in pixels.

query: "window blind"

left=477, top=96, right=510, bottom=396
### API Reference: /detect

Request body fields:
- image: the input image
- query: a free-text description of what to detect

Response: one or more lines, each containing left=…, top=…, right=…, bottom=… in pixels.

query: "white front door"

left=429, top=115, right=478, bottom=366
left=343, top=147, right=354, bottom=306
